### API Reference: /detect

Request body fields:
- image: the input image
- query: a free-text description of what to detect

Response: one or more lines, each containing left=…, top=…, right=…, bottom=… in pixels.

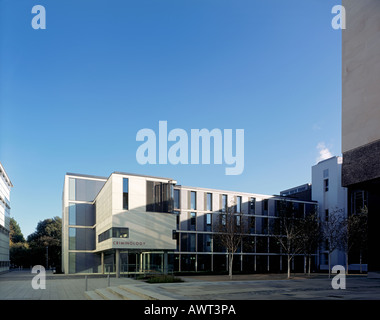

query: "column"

left=116, top=249, right=120, bottom=278
left=101, top=252, right=105, bottom=274
left=163, top=251, right=168, bottom=274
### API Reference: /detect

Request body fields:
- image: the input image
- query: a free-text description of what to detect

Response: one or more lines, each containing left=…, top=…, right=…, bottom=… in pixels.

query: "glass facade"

left=65, top=176, right=106, bottom=275
left=69, top=227, right=95, bottom=250
left=68, top=203, right=95, bottom=226
left=172, top=191, right=318, bottom=273
left=146, top=181, right=174, bottom=213
left=69, top=178, right=104, bottom=202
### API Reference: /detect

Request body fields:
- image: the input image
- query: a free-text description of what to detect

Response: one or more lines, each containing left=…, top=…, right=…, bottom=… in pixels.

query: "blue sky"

left=0, top=0, right=342, bottom=237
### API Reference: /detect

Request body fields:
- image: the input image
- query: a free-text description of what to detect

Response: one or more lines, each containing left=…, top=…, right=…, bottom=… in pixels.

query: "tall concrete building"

left=342, top=0, right=380, bottom=276
left=0, top=162, right=12, bottom=274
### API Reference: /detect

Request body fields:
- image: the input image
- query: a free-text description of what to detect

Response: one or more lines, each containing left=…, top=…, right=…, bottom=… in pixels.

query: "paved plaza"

left=1, top=270, right=380, bottom=300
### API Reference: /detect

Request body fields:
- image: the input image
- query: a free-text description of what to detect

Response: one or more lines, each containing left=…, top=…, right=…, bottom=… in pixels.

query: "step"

left=84, top=290, right=104, bottom=300
left=118, top=284, right=176, bottom=300
left=95, top=288, right=123, bottom=300
left=107, top=286, right=145, bottom=300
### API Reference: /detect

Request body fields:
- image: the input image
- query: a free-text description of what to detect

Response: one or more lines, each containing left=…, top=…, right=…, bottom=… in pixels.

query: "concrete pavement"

left=1, top=270, right=380, bottom=300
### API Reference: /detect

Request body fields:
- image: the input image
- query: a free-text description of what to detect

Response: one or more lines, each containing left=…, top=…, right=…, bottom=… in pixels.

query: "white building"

left=311, top=156, right=349, bottom=270
left=62, top=172, right=177, bottom=275
left=62, top=171, right=318, bottom=275
left=0, top=162, right=12, bottom=274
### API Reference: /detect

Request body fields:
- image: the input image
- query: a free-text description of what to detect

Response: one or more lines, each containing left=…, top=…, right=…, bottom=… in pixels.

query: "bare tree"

left=298, top=213, right=321, bottom=276
left=340, top=208, right=368, bottom=274
left=214, top=201, right=245, bottom=280
left=272, top=200, right=304, bottom=279
left=356, top=208, right=368, bottom=273
left=321, top=211, right=345, bottom=278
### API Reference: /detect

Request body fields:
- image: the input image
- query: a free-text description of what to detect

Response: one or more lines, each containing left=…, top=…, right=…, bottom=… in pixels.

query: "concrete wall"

left=342, top=0, right=380, bottom=153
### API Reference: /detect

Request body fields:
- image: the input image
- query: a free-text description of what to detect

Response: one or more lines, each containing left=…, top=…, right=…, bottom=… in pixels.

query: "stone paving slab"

left=0, top=270, right=139, bottom=300
left=1, top=270, right=380, bottom=300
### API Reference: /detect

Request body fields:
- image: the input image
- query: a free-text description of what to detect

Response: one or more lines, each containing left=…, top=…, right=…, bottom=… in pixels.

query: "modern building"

left=342, top=0, right=380, bottom=276
left=281, top=156, right=368, bottom=272
left=311, top=156, right=350, bottom=270
left=173, top=185, right=317, bottom=274
left=62, top=172, right=176, bottom=275
left=280, top=184, right=312, bottom=201
left=62, top=171, right=318, bottom=275
left=0, top=162, right=12, bottom=274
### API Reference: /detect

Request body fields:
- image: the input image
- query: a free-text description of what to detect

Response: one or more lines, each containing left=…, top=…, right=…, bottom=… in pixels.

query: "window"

left=325, top=209, right=329, bottom=221
left=207, top=193, right=212, bottom=211
left=222, top=194, right=227, bottom=212
left=123, top=178, right=129, bottom=210
left=189, top=234, right=196, bottom=252
left=113, top=227, right=129, bottom=238
left=69, top=178, right=76, bottom=201
left=69, top=178, right=105, bottom=202
left=174, top=211, right=180, bottom=229
left=174, top=189, right=180, bottom=209
left=263, top=199, right=268, bottom=214
left=69, top=203, right=76, bottom=225
left=191, top=191, right=196, bottom=210
left=69, top=228, right=76, bottom=250
left=190, top=212, right=196, bottom=230
left=146, top=181, right=174, bottom=213
left=324, top=179, right=329, bottom=192
left=205, top=213, right=212, bottom=231
left=221, top=213, right=226, bottom=226
left=236, top=215, right=241, bottom=226
left=249, top=216, right=255, bottom=233
left=68, top=203, right=95, bottom=227
left=205, top=234, right=212, bottom=251
left=98, top=229, right=112, bottom=243
left=250, top=197, right=256, bottom=214
left=98, top=227, right=129, bottom=243
left=236, top=196, right=242, bottom=213
left=351, top=190, right=368, bottom=214
left=206, top=213, right=212, bottom=226
left=323, top=169, right=329, bottom=178
left=68, top=228, right=94, bottom=251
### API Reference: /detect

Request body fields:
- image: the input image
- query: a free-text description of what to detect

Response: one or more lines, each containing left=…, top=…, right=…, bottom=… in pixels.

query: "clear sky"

left=0, top=0, right=342, bottom=237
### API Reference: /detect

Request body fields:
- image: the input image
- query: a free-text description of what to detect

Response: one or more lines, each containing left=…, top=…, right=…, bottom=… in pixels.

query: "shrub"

left=146, top=275, right=184, bottom=284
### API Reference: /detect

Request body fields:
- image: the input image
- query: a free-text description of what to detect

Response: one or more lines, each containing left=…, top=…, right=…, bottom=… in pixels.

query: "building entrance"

left=101, top=250, right=170, bottom=276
